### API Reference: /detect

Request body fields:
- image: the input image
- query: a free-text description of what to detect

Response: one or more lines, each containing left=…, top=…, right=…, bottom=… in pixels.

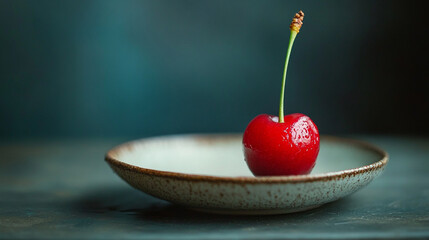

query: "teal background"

left=0, top=0, right=427, bottom=138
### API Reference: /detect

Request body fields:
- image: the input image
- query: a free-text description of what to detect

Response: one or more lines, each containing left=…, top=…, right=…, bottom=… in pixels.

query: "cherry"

left=243, top=114, right=319, bottom=176
left=243, top=11, right=320, bottom=176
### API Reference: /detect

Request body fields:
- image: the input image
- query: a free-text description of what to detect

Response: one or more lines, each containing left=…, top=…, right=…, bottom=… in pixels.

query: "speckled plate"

left=105, top=135, right=388, bottom=215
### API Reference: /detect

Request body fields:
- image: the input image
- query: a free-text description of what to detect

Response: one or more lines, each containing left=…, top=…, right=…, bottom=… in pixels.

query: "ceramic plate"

left=105, top=135, right=388, bottom=215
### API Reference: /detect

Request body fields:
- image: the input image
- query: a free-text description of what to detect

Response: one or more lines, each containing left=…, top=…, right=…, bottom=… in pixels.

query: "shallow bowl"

left=105, top=135, right=388, bottom=215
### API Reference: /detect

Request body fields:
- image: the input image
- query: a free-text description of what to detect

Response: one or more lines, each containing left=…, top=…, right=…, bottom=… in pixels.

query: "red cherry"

left=243, top=113, right=320, bottom=176
left=242, top=11, right=318, bottom=176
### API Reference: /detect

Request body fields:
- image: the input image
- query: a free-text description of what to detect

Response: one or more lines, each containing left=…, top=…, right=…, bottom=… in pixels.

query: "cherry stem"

left=278, top=30, right=298, bottom=123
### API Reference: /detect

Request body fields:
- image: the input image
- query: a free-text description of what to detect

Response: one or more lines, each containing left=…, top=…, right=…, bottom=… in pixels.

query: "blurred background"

left=0, top=0, right=427, bottom=139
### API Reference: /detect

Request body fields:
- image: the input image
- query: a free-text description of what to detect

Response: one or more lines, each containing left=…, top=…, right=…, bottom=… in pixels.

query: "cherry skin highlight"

left=243, top=113, right=320, bottom=176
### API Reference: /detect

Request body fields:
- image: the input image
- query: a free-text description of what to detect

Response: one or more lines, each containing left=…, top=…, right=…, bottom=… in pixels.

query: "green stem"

left=278, top=30, right=298, bottom=123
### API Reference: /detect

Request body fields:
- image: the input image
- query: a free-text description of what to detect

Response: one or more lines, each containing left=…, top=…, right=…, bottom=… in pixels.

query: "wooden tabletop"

left=0, top=136, right=428, bottom=239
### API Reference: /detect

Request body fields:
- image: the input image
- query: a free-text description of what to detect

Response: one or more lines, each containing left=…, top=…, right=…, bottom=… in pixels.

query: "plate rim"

left=105, top=134, right=388, bottom=184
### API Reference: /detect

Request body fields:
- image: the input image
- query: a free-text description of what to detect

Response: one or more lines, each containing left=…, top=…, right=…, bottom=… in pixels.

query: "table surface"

left=0, top=136, right=428, bottom=239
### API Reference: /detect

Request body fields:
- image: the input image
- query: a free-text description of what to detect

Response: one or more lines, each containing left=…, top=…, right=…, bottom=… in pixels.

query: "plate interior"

left=114, top=136, right=382, bottom=177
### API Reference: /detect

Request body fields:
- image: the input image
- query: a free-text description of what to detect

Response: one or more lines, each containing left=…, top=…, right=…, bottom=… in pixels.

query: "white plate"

left=105, top=135, right=388, bottom=215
